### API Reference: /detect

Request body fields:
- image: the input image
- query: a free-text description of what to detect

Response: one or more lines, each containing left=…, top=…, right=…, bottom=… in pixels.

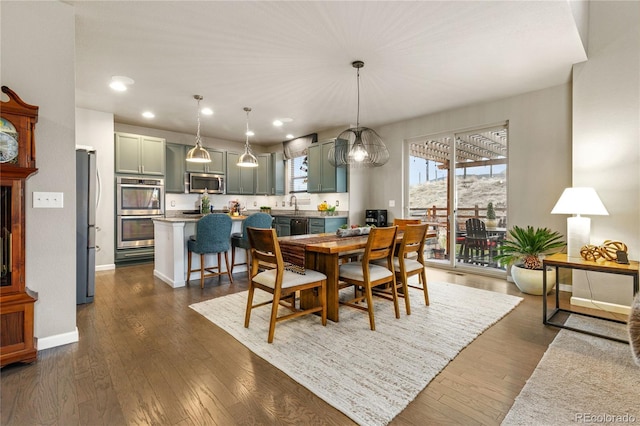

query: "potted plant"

left=493, top=225, right=565, bottom=295
left=485, top=202, right=497, bottom=229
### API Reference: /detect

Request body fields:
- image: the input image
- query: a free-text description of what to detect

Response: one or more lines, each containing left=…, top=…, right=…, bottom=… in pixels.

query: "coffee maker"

left=365, top=209, right=387, bottom=227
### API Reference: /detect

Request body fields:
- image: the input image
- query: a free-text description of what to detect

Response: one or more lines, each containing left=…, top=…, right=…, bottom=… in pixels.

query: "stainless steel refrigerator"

left=76, top=148, right=97, bottom=304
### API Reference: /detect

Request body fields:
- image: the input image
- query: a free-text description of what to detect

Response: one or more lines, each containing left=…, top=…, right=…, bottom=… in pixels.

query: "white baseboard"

left=570, top=296, right=631, bottom=316
left=96, top=263, right=116, bottom=271
left=37, top=327, right=79, bottom=351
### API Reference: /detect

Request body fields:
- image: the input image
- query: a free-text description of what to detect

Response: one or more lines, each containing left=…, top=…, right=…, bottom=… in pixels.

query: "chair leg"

left=390, top=278, right=400, bottom=319
left=223, top=251, right=233, bottom=283
left=364, top=284, right=376, bottom=331
left=320, top=282, right=327, bottom=326
left=187, top=250, right=192, bottom=285
left=244, top=284, right=256, bottom=328
left=217, top=253, right=222, bottom=280
left=231, top=246, right=237, bottom=275
left=400, top=271, right=411, bottom=315
left=268, top=289, right=282, bottom=343
left=421, top=269, right=429, bottom=306
left=200, top=254, right=205, bottom=289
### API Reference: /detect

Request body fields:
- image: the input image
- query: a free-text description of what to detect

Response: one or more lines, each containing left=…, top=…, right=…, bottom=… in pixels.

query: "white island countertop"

left=153, top=215, right=248, bottom=288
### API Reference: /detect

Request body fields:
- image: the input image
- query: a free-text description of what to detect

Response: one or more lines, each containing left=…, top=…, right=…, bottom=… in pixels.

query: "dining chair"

left=463, top=218, right=499, bottom=265
left=244, top=227, right=327, bottom=343
left=393, top=218, right=421, bottom=231
left=373, top=223, right=429, bottom=314
left=338, top=226, right=399, bottom=330
left=230, top=212, right=273, bottom=276
left=187, top=213, right=233, bottom=288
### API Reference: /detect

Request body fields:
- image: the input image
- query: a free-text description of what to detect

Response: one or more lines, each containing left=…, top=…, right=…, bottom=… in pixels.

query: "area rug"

left=190, top=281, right=522, bottom=426
left=502, top=315, right=639, bottom=425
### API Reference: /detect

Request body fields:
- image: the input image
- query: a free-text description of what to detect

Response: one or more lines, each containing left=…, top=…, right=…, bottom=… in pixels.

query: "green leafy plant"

left=494, top=225, right=565, bottom=270
left=486, top=202, right=496, bottom=220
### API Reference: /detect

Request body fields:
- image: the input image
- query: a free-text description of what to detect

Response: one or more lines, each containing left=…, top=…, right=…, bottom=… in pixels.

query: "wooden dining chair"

left=338, top=226, right=399, bottom=330
left=244, top=227, right=327, bottom=343
left=393, top=218, right=421, bottom=231
left=373, top=223, right=429, bottom=314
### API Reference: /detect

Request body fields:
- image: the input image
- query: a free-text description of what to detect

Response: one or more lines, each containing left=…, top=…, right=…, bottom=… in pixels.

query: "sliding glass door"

left=407, top=124, right=508, bottom=273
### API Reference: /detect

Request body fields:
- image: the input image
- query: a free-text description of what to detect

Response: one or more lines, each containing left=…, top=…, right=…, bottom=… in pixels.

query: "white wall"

left=76, top=108, right=115, bottom=270
left=571, top=1, right=640, bottom=307
left=1, top=2, right=78, bottom=348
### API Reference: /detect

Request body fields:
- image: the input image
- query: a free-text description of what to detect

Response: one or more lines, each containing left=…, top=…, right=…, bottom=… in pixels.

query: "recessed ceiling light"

left=142, top=111, right=155, bottom=119
left=109, top=75, right=134, bottom=92
left=273, top=120, right=283, bottom=127
left=201, top=107, right=213, bottom=115
left=286, top=134, right=294, bottom=139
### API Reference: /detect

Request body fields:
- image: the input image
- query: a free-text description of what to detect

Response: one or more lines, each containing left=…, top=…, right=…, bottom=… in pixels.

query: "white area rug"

left=503, top=315, right=640, bottom=425
left=190, top=282, right=522, bottom=425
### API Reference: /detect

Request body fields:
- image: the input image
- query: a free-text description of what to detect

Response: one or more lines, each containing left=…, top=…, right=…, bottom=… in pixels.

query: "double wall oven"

left=116, top=177, right=164, bottom=257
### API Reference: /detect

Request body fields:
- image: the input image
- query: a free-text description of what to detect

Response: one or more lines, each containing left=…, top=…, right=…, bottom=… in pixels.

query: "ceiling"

left=71, top=1, right=587, bottom=146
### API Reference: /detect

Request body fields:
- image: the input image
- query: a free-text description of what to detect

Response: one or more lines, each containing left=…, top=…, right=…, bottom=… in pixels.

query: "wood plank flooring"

left=1, top=264, right=562, bottom=425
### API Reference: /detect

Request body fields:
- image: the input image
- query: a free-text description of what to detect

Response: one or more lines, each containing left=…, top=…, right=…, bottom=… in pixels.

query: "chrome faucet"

left=289, top=195, right=298, bottom=213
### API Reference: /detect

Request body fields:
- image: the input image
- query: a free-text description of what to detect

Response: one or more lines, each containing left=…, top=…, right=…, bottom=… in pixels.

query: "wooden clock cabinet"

left=0, top=86, right=39, bottom=367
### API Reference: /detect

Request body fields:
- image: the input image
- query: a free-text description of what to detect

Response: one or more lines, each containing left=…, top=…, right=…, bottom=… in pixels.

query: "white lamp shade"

left=551, top=187, right=609, bottom=216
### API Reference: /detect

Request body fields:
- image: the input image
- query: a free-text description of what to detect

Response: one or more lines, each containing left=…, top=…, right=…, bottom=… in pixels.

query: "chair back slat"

left=393, top=218, right=421, bottom=231
left=398, top=223, right=428, bottom=261
left=465, top=218, right=487, bottom=238
left=247, top=227, right=284, bottom=271
left=363, top=226, right=398, bottom=263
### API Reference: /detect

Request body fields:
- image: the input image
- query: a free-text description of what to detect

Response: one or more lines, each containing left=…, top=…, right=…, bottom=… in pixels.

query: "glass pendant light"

left=186, top=95, right=211, bottom=163
left=237, top=107, right=258, bottom=168
left=329, top=61, right=389, bottom=168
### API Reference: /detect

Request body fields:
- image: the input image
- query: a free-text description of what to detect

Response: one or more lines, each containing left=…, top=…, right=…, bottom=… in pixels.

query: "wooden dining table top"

left=278, top=230, right=438, bottom=255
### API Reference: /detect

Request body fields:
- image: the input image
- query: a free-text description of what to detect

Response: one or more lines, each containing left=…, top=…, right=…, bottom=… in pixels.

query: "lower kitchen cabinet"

left=309, top=217, right=347, bottom=234
left=274, top=216, right=291, bottom=237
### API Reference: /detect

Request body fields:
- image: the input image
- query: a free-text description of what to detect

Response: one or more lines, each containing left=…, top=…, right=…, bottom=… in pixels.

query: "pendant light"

left=329, top=61, right=389, bottom=168
left=186, top=95, right=211, bottom=163
left=237, top=107, right=258, bottom=168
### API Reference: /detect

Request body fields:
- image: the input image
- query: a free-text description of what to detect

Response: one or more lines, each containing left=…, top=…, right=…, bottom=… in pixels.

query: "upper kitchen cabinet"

left=165, top=143, right=186, bottom=193
left=307, top=139, right=347, bottom=193
left=226, top=152, right=255, bottom=195
left=185, top=148, right=225, bottom=175
left=256, top=152, right=285, bottom=195
left=115, top=132, right=165, bottom=176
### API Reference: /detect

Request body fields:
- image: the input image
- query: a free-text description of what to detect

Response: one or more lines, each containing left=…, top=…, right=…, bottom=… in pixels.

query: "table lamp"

left=551, top=187, right=609, bottom=258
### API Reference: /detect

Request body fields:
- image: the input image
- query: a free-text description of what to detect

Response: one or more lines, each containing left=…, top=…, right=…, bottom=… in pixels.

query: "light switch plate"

left=33, top=192, right=64, bottom=208
left=388, top=200, right=395, bottom=207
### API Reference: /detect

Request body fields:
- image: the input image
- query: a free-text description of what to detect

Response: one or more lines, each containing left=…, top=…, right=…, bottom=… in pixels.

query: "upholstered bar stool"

left=187, top=213, right=233, bottom=288
left=230, top=212, right=273, bottom=276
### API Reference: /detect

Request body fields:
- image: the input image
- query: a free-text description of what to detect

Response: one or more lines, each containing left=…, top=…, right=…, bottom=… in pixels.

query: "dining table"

left=278, top=230, right=437, bottom=322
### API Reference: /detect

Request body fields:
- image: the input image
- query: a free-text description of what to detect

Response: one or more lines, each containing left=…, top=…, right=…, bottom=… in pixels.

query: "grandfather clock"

left=0, top=86, right=38, bottom=367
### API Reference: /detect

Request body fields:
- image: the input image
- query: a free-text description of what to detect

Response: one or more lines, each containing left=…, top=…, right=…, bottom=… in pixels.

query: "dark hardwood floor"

left=1, top=264, right=563, bottom=425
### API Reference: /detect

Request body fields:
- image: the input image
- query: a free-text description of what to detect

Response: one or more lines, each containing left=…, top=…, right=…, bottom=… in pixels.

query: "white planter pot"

left=511, top=264, right=556, bottom=295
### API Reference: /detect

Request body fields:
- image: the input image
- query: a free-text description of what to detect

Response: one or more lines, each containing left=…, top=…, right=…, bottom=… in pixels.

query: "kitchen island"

left=153, top=215, right=247, bottom=288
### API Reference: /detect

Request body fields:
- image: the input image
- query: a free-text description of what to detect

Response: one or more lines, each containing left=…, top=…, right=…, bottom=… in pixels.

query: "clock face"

left=0, top=118, right=19, bottom=164
left=0, top=131, right=19, bottom=163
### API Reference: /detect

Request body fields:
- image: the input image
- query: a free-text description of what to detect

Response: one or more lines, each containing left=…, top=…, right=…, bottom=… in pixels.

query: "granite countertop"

left=164, top=209, right=347, bottom=220
left=156, top=214, right=248, bottom=223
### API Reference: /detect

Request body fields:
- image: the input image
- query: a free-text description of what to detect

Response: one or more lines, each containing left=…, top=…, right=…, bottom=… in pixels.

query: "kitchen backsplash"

left=165, top=192, right=349, bottom=213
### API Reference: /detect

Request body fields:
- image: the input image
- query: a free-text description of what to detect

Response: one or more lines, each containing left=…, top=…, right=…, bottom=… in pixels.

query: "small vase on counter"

left=201, top=191, right=210, bottom=214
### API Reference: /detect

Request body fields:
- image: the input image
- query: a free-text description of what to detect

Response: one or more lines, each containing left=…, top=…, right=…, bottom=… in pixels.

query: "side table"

left=543, top=252, right=639, bottom=343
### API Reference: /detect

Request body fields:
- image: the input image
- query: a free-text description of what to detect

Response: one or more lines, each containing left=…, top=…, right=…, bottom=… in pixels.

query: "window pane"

left=289, top=155, right=308, bottom=192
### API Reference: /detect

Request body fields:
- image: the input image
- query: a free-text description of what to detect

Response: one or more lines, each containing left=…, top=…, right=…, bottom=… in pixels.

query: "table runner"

left=279, top=234, right=361, bottom=274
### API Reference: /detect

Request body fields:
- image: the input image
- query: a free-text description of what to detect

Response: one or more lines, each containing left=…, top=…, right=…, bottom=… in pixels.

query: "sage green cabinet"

left=309, top=217, right=347, bottom=234
left=115, top=132, right=165, bottom=176
left=307, top=139, right=347, bottom=193
left=185, top=148, right=225, bottom=174
left=256, top=152, right=285, bottom=195
left=274, top=216, right=291, bottom=237
left=165, top=143, right=186, bottom=193
left=226, top=152, right=255, bottom=194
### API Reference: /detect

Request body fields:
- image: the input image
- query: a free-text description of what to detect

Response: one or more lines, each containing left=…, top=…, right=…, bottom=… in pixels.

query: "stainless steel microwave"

left=186, top=173, right=225, bottom=194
